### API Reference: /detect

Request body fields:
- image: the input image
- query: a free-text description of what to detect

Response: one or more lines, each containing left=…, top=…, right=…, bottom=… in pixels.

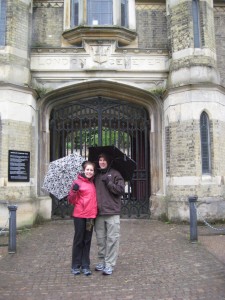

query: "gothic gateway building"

left=1, top=0, right=225, bottom=227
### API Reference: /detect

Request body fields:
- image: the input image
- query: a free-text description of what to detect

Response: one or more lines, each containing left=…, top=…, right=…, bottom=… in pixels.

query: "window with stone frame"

left=70, top=0, right=129, bottom=28
left=71, top=0, right=79, bottom=27
left=0, top=0, right=6, bottom=46
left=200, top=112, right=211, bottom=174
left=64, top=0, right=136, bottom=45
left=87, top=0, right=113, bottom=25
left=121, top=0, right=128, bottom=27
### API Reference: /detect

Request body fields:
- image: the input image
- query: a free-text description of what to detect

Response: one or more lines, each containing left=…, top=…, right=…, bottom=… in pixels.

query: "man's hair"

left=98, top=153, right=112, bottom=164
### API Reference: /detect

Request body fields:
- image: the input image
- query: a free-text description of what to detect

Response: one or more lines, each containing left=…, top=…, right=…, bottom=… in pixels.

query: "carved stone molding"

left=62, top=26, right=137, bottom=46
left=33, top=0, right=64, bottom=8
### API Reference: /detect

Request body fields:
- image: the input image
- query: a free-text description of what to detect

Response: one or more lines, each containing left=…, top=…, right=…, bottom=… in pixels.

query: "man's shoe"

left=95, top=262, right=104, bottom=271
left=102, top=266, right=113, bottom=275
left=82, top=268, right=92, bottom=276
left=71, top=268, right=80, bottom=275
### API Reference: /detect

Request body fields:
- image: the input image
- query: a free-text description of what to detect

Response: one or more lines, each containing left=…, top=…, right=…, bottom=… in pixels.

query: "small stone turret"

left=167, top=0, right=220, bottom=88
left=0, top=0, right=32, bottom=86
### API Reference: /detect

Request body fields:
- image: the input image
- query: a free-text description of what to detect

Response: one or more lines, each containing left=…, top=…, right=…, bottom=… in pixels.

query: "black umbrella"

left=88, top=145, right=136, bottom=181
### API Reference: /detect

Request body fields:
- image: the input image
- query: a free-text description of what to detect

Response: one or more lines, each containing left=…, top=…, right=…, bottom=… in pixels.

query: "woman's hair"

left=82, top=161, right=96, bottom=171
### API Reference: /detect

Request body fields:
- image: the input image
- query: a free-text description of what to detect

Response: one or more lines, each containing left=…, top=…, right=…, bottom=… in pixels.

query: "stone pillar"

left=0, top=0, right=32, bottom=86
left=164, top=0, right=225, bottom=221
left=0, top=0, right=49, bottom=228
left=166, top=0, right=220, bottom=88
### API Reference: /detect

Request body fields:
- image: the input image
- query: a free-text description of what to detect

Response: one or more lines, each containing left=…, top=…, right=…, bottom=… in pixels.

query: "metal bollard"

left=8, top=205, right=18, bottom=253
left=188, top=196, right=198, bottom=243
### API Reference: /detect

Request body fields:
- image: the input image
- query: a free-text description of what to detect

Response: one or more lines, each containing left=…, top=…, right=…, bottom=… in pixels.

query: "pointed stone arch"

left=38, top=80, right=164, bottom=217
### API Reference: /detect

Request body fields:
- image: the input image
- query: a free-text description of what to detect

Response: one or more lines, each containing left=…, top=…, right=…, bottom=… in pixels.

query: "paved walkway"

left=0, top=219, right=225, bottom=300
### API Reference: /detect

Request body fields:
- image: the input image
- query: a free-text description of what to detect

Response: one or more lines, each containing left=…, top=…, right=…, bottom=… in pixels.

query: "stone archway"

left=38, top=80, right=163, bottom=218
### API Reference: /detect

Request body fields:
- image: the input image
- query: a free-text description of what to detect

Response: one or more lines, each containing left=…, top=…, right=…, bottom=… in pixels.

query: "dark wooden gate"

left=50, top=97, right=150, bottom=218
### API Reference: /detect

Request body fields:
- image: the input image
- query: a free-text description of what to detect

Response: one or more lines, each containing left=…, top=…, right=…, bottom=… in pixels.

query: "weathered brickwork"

left=136, top=3, right=167, bottom=49
left=6, top=0, right=30, bottom=51
left=166, top=186, right=225, bottom=203
left=0, top=119, right=36, bottom=200
left=168, top=1, right=217, bottom=73
left=166, top=120, right=200, bottom=177
left=166, top=118, right=225, bottom=205
left=214, top=6, right=225, bottom=87
left=32, top=6, right=64, bottom=47
left=166, top=118, right=225, bottom=177
left=168, top=2, right=193, bottom=53
left=211, top=119, right=225, bottom=177
left=200, top=2, right=216, bottom=52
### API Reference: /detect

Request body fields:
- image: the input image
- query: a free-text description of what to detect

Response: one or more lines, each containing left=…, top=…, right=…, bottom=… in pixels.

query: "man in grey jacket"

left=94, top=153, right=125, bottom=275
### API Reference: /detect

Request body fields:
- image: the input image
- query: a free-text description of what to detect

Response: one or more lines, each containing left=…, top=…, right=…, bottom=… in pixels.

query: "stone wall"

left=214, top=6, right=225, bottom=87
left=168, top=0, right=217, bottom=72
left=164, top=87, right=225, bottom=221
left=0, top=86, right=52, bottom=228
left=32, top=2, right=64, bottom=47
left=200, top=1, right=216, bottom=52
left=32, top=2, right=168, bottom=49
left=136, top=3, right=167, bottom=49
left=6, top=0, right=30, bottom=50
left=168, top=1, right=192, bottom=53
left=0, top=117, right=36, bottom=202
left=0, top=0, right=31, bottom=85
left=166, top=120, right=200, bottom=178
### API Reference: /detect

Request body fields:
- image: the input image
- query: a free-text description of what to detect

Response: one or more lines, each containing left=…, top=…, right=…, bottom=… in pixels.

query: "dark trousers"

left=72, top=217, right=93, bottom=269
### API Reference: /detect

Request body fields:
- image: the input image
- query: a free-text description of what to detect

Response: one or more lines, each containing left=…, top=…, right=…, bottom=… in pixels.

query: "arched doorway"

left=49, top=96, right=150, bottom=218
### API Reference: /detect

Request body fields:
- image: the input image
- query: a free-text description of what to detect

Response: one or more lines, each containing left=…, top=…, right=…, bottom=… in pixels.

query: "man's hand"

left=102, top=175, right=112, bottom=185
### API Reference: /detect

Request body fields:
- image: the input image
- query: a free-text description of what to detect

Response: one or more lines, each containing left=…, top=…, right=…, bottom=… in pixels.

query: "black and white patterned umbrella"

left=42, top=153, right=85, bottom=200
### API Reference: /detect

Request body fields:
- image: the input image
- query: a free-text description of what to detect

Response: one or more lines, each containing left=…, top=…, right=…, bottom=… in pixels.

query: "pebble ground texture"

left=0, top=219, right=225, bottom=300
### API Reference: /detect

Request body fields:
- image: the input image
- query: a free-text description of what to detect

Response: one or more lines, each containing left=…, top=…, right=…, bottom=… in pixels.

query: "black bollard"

left=188, top=196, right=198, bottom=243
left=8, top=205, right=18, bottom=253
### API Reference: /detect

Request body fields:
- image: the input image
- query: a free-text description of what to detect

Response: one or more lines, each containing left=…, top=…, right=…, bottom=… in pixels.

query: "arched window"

left=0, top=0, right=6, bottom=46
left=200, top=112, right=211, bottom=174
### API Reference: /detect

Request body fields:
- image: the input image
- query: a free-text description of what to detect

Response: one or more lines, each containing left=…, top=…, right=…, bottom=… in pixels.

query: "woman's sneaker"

left=95, top=262, right=104, bottom=271
left=102, top=266, right=113, bottom=275
left=71, top=268, right=80, bottom=275
left=82, top=268, right=92, bottom=276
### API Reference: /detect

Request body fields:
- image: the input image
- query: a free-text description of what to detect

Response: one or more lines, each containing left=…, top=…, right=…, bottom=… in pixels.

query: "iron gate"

left=49, top=97, right=150, bottom=218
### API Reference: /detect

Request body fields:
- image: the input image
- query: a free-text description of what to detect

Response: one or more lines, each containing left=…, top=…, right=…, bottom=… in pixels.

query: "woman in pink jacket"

left=68, top=161, right=97, bottom=276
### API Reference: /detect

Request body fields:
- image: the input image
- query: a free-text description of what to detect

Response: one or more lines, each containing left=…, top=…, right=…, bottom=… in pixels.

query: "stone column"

left=166, top=0, right=220, bottom=88
left=0, top=0, right=44, bottom=228
left=164, top=0, right=225, bottom=221
left=0, top=0, right=32, bottom=86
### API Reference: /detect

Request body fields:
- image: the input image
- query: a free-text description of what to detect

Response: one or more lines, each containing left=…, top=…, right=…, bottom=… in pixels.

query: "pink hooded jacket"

left=68, top=174, right=97, bottom=219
